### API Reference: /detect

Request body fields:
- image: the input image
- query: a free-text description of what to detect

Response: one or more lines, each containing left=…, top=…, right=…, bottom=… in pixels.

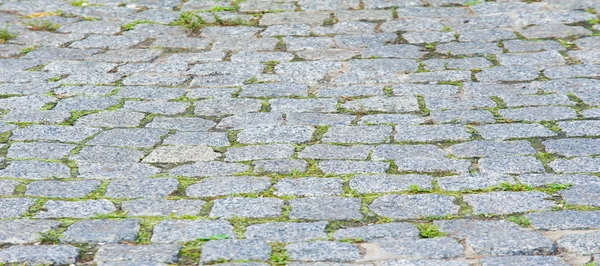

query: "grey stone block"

left=105, top=178, right=179, bottom=199
left=210, top=197, right=283, bottom=218
left=238, top=126, right=315, bottom=144
left=245, top=222, right=328, bottom=243
left=448, top=140, right=535, bottom=158
left=350, top=174, right=434, bottom=193
left=475, top=66, right=539, bottom=83
left=163, top=131, right=229, bottom=147
left=550, top=157, right=600, bottom=173
left=480, top=256, right=568, bottom=266
left=464, top=191, right=555, bottom=215
left=394, top=125, right=471, bottom=142
left=170, top=161, right=250, bottom=177
left=0, top=160, right=71, bottom=179
left=287, top=241, right=362, bottom=262
left=479, top=156, right=545, bottom=174
left=217, top=113, right=283, bottom=130
left=299, top=144, right=372, bottom=160
left=225, top=144, right=295, bottom=162
left=201, top=240, right=271, bottom=263
left=94, top=244, right=181, bottom=264
left=377, top=238, right=464, bottom=259
left=0, top=180, right=19, bottom=196
left=25, top=180, right=101, bottom=198
left=322, top=126, right=392, bottom=144
left=342, top=96, right=419, bottom=113
left=333, top=223, right=419, bottom=241
left=286, top=113, right=354, bottom=126
left=319, top=160, right=389, bottom=174
left=475, top=124, right=557, bottom=140
left=71, top=145, right=145, bottom=163
left=186, top=176, right=271, bottom=197
left=395, top=157, right=471, bottom=174
left=122, top=198, right=205, bottom=216
left=195, top=98, right=262, bottom=116
left=0, top=245, right=79, bottom=264
left=275, top=177, right=343, bottom=197
left=88, top=128, right=168, bottom=148
left=11, top=125, right=98, bottom=142
left=359, top=114, right=424, bottom=125
left=437, top=174, right=515, bottom=191
left=517, top=173, right=600, bottom=187
left=543, top=138, right=600, bottom=157
left=240, top=83, right=308, bottom=98
left=370, top=194, right=459, bottom=219
left=75, top=111, right=146, bottom=128
left=527, top=211, right=600, bottom=230
left=499, top=106, right=577, bottom=122
left=557, top=231, right=600, bottom=255
left=253, top=159, right=308, bottom=174
left=371, top=144, right=448, bottom=160
left=560, top=184, right=600, bottom=206
left=0, top=220, right=61, bottom=244
left=0, top=198, right=32, bottom=218
left=270, top=98, right=338, bottom=113
left=151, top=220, right=235, bottom=243
left=35, top=200, right=116, bottom=219
left=143, top=145, right=219, bottom=163
left=62, top=219, right=139, bottom=244
left=290, top=197, right=363, bottom=220
left=78, top=162, right=161, bottom=180
left=559, top=121, right=600, bottom=137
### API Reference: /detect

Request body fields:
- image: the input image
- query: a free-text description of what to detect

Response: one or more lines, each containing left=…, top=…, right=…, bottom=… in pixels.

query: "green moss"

left=417, top=223, right=446, bottom=238
left=171, top=11, right=207, bottom=34
left=24, top=20, right=59, bottom=32
left=71, top=0, right=88, bottom=7
left=508, top=215, right=531, bottom=227
left=121, top=20, right=154, bottom=31
left=270, top=242, right=290, bottom=266
left=38, top=229, right=62, bottom=244
left=21, top=46, right=35, bottom=54
left=416, top=95, right=430, bottom=116
left=0, top=131, right=11, bottom=143
left=496, top=182, right=533, bottom=192
left=0, top=25, right=16, bottom=44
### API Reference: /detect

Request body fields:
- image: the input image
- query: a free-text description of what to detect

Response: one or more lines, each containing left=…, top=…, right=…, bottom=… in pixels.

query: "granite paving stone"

left=289, top=197, right=363, bottom=220
left=121, top=198, right=205, bottom=217
left=62, top=219, right=139, bottom=244
left=464, top=192, right=555, bottom=215
left=25, top=180, right=101, bottom=198
left=201, top=239, right=271, bottom=263
left=209, top=197, right=283, bottom=219
left=527, top=211, right=600, bottom=230
left=150, top=220, right=235, bottom=243
left=369, top=194, right=460, bottom=219
left=0, top=220, right=61, bottom=244
left=252, top=159, right=309, bottom=174
left=0, top=245, right=80, bottom=264
left=245, top=222, right=328, bottom=243
left=333, top=223, right=419, bottom=241
left=377, top=238, right=464, bottom=259
left=35, top=200, right=117, bottom=219
left=286, top=241, right=362, bottom=262
left=105, top=178, right=178, bottom=198
left=274, top=177, right=343, bottom=197
left=557, top=232, right=600, bottom=255
left=186, top=176, right=271, bottom=197
left=94, top=244, right=181, bottom=264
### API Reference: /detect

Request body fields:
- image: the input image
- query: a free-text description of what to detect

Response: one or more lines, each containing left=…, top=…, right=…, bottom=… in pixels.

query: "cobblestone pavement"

left=0, top=0, right=599, bottom=265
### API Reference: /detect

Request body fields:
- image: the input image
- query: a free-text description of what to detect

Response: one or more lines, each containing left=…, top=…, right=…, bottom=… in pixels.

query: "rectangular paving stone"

left=502, top=40, right=565, bottom=53
left=543, top=138, right=600, bottom=157
left=298, top=144, right=372, bottom=160
left=169, top=161, right=250, bottom=177
left=225, top=144, right=295, bottom=162
left=7, top=142, right=77, bottom=160
left=322, top=126, right=392, bottom=144
left=517, top=173, right=600, bottom=187
left=423, top=57, right=492, bottom=71
left=289, top=197, right=363, bottom=220
left=369, top=194, right=460, bottom=219
left=557, top=231, right=600, bottom=255
left=560, top=184, right=600, bottom=207
left=245, top=222, right=328, bottom=243
left=499, top=106, right=577, bottom=122
left=87, top=128, right=168, bottom=148
left=394, top=125, right=471, bottom=142
left=186, top=176, right=271, bottom=197
left=105, top=178, right=178, bottom=198
left=77, top=162, right=161, bottom=179
left=550, top=157, right=600, bottom=173
left=151, top=220, right=235, bottom=243
left=436, top=42, right=502, bottom=55
left=142, top=145, right=219, bottom=163
left=253, top=159, right=309, bottom=174
left=526, top=211, right=600, bottom=230
left=163, top=131, right=229, bottom=147
left=74, top=111, right=146, bottom=128
left=217, top=113, right=283, bottom=130
left=496, top=51, right=565, bottom=68
left=274, top=177, right=343, bottom=197
left=448, top=140, right=536, bottom=158
left=333, top=223, right=419, bottom=242
left=480, top=256, right=569, bottom=266
left=260, top=11, right=331, bottom=26
left=377, top=238, right=464, bottom=259
left=62, top=219, right=139, bottom=244
left=122, top=101, right=189, bottom=115
left=0, top=245, right=79, bottom=264
left=342, top=96, right=419, bottom=113
left=0, top=198, right=34, bottom=219
left=240, top=83, right=308, bottom=98
left=464, top=191, right=555, bottom=215
left=270, top=98, right=338, bottom=113
left=371, top=144, right=448, bottom=160
left=237, top=126, right=315, bottom=144
left=475, top=124, right=557, bottom=140
left=210, top=197, right=283, bottom=219
left=479, top=156, right=545, bottom=174
left=286, top=113, right=355, bottom=126
left=434, top=219, right=556, bottom=255
left=286, top=241, right=362, bottom=262
left=350, top=174, right=434, bottom=193
left=201, top=239, right=271, bottom=263
left=0, top=220, right=60, bottom=244
left=500, top=94, right=574, bottom=107
left=475, top=66, right=539, bottom=83
left=25, top=180, right=101, bottom=198
left=122, top=198, right=205, bottom=217
left=0, top=160, right=71, bottom=179
left=437, top=173, right=515, bottom=192
left=319, top=160, right=390, bottom=174
left=0, top=180, right=19, bottom=196
left=146, top=117, right=216, bottom=131
left=359, top=114, right=424, bottom=125
left=71, top=145, right=145, bottom=163
left=425, top=97, right=496, bottom=111
left=35, top=199, right=116, bottom=219
left=558, top=121, right=600, bottom=137
left=94, top=244, right=181, bottom=264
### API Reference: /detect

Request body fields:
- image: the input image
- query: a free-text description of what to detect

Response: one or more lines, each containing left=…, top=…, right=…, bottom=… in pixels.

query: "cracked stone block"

left=0, top=245, right=79, bottom=264
left=559, top=231, right=600, bottom=256
left=170, top=161, right=250, bottom=177
left=7, top=142, right=76, bottom=160
left=560, top=184, right=600, bottom=207
left=480, top=256, right=568, bottom=266
left=77, top=162, right=161, bottom=180
left=377, top=238, right=464, bottom=259
left=75, top=111, right=146, bottom=128
left=186, top=176, right=271, bottom=197
left=274, top=177, right=343, bottom=197
left=35, top=199, right=117, bottom=219
left=0, top=180, right=19, bottom=196
left=143, top=145, right=219, bottom=163
left=395, top=157, right=471, bottom=174
left=225, top=144, right=295, bottom=162
left=253, top=159, right=309, bottom=174
left=475, top=124, right=557, bottom=140
left=322, top=126, right=392, bottom=144
left=394, top=125, right=471, bottom=142
left=371, top=144, right=448, bottom=160
left=163, top=132, right=229, bottom=147
left=464, top=191, right=555, bottom=215
left=62, top=219, right=139, bottom=244
left=94, top=244, right=181, bottom=264
left=499, top=106, right=577, bottom=122
left=71, top=145, right=145, bottom=163
left=210, top=197, right=283, bottom=219
left=333, top=223, right=419, bottom=242
left=435, top=219, right=556, bottom=255
left=151, top=220, right=235, bottom=243
left=370, top=194, right=459, bottom=219
left=543, top=138, right=600, bottom=157
left=25, top=180, right=101, bottom=198
left=122, top=198, right=205, bottom=217
left=237, top=126, right=315, bottom=144
left=289, top=197, right=363, bottom=220
left=437, top=174, right=515, bottom=191
left=105, top=178, right=178, bottom=199
left=319, top=160, right=389, bottom=174
left=0, top=160, right=71, bottom=179
left=0, top=220, right=61, bottom=244
left=201, top=240, right=271, bottom=263
left=479, top=156, right=545, bottom=174
left=550, top=157, right=600, bottom=173
left=342, top=96, right=419, bottom=113
left=527, top=211, right=600, bottom=230
left=448, top=140, right=535, bottom=158
left=217, top=113, right=283, bottom=130
left=350, top=174, right=434, bottom=193
left=559, top=121, right=600, bottom=137
left=88, top=128, right=168, bottom=148
left=299, top=144, right=372, bottom=160
left=245, top=222, right=328, bottom=243
left=287, top=241, right=362, bottom=262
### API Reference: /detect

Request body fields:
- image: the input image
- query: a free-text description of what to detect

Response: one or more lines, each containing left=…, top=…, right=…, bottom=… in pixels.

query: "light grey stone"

left=88, top=128, right=168, bottom=148
left=210, top=197, right=283, bottom=219
left=322, top=126, right=392, bottom=144
left=25, top=180, right=101, bottom=198
left=527, top=211, right=600, bottom=230
left=201, top=239, right=271, bottom=263
left=289, top=197, right=363, bottom=220
left=163, top=131, right=229, bottom=147
left=394, top=125, right=471, bottom=142
left=475, top=124, right=557, bottom=140
left=217, top=113, right=283, bottom=130
left=350, top=174, right=434, bottom=193
left=395, top=157, right=471, bottom=174
left=448, top=140, right=536, bottom=158
left=499, top=106, right=577, bottom=122
left=437, top=173, right=515, bottom=192
left=240, top=83, right=308, bottom=98
left=557, top=231, right=600, bottom=255
left=550, top=157, right=600, bottom=173
left=0, top=220, right=61, bottom=244
left=62, top=219, right=139, bottom=244
left=286, top=113, right=354, bottom=126
left=342, top=96, right=419, bottom=113
left=359, top=114, right=424, bottom=125
left=334, top=223, right=419, bottom=242
left=319, top=160, right=389, bottom=174
left=169, top=161, right=250, bottom=177
left=465, top=191, right=555, bottom=215
left=195, top=98, right=262, bottom=116
left=299, top=144, right=372, bottom=160
left=560, top=184, right=600, bottom=206
left=479, top=156, right=545, bottom=174
left=377, top=238, right=464, bottom=259
left=559, top=121, right=600, bottom=137
left=7, top=142, right=76, bottom=160
left=370, top=194, right=460, bottom=219
left=186, top=176, right=271, bottom=197
left=517, top=174, right=600, bottom=187
left=275, top=177, right=343, bottom=197
left=237, top=126, right=315, bottom=144
left=287, top=241, right=362, bottom=262
left=105, top=178, right=179, bottom=198
left=225, top=144, right=295, bottom=162
left=75, top=111, right=146, bottom=128
left=253, top=159, right=308, bottom=174
left=0, top=245, right=79, bottom=264
left=122, top=198, right=205, bottom=216
left=0, top=160, right=71, bottom=179
left=143, top=146, right=219, bottom=163
left=78, top=162, right=161, bottom=180
left=543, top=139, right=600, bottom=157
left=270, top=98, right=338, bottom=113
left=35, top=200, right=117, bottom=219
left=0, top=180, right=18, bottom=196
left=94, top=244, right=181, bottom=264
left=371, top=144, right=448, bottom=160
left=151, top=220, right=235, bottom=243
left=71, top=145, right=145, bottom=163
left=245, top=222, right=328, bottom=243
left=480, top=256, right=568, bottom=266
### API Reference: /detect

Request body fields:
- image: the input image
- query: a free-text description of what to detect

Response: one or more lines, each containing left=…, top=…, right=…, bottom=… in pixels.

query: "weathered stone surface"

left=245, top=222, right=328, bottom=243
left=0, top=180, right=18, bottom=196
left=151, top=220, right=235, bottom=243
left=350, top=174, right=434, bottom=193
left=464, top=192, right=555, bottom=215
left=186, top=176, right=271, bottom=197
left=527, top=211, right=600, bottom=230
left=448, top=140, right=535, bottom=158
left=319, top=160, right=390, bottom=174
left=210, top=197, right=283, bottom=218
left=342, top=96, right=419, bottom=113
left=105, top=178, right=179, bottom=199
left=289, top=197, right=363, bottom=220
left=275, top=177, right=343, bottom=197
left=78, top=162, right=161, bottom=180
left=122, top=198, right=205, bottom=217
left=479, top=156, right=545, bottom=174
left=322, top=126, right=392, bottom=144
left=480, top=256, right=568, bottom=266
left=475, top=124, right=557, bottom=140
left=62, top=219, right=139, bottom=244
left=0, top=220, right=61, bottom=244
left=238, top=126, right=315, bottom=144
left=94, top=244, right=181, bottom=264
left=25, top=180, right=101, bottom=198
left=7, top=142, right=76, bottom=160
left=253, top=159, right=309, bottom=174
left=334, top=223, right=419, bottom=241
left=170, top=161, right=250, bottom=177
left=287, top=241, right=362, bottom=262
left=370, top=194, right=460, bottom=219
left=557, top=232, right=600, bottom=255
left=437, top=174, right=515, bottom=191
left=0, top=198, right=34, bottom=218
left=0, top=245, right=79, bottom=264
left=201, top=240, right=271, bottom=263
left=225, top=144, right=295, bottom=162
left=35, top=200, right=117, bottom=218
left=88, top=128, right=168, bottom=148
left=143, top=145, right=219, bottom=163
left=378, top=238, right=464, bottom=259
left=560, top=184, right=600, bottom=206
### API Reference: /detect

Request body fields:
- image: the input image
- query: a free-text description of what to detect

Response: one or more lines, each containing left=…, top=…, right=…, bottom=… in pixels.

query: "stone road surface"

left=0, top=0, right=599, bottom=265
